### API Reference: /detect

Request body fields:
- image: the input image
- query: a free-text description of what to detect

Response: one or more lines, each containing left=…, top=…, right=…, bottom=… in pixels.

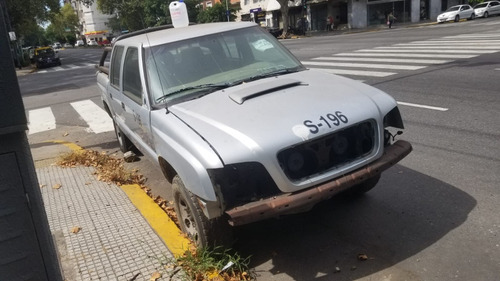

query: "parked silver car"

left=97, top=22, right=412, bottom=247
left=437, top=4, right=475, bottom=22
left=474, top=1, right=500, bottom=18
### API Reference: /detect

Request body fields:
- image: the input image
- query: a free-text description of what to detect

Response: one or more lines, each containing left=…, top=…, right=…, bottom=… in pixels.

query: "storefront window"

left=367, top=0, right=411, bottom=26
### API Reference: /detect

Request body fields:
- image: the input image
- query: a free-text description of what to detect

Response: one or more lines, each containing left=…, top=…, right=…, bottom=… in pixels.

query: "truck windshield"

left=145, top=26, right=305, bottom=105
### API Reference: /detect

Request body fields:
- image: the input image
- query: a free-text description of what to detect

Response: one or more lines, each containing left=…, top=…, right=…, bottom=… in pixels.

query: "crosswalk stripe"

left=334, top=52, right=476, bottom=58
left=446, top=34, right=500, bottom=38
left=28, top=107, right=56, bottom=135
left=426, top=39, right=500, bottom=43
left=356, top=49, right=496, bottom=54
left=397, top=42, right=500, bottom=46
left=377, top=45, right=500, bottom=49
left=35, top=63, right=96, bottom=74
left=70, top=100, right=114, bottom=134
left=314, top=56, right=449, bottom=64
left=308, top=67, right=396, bottom=77
left=302, top=61, right=425, bottom=70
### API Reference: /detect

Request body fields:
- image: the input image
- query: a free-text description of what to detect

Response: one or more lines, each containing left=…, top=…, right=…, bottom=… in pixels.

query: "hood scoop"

left=229, top=78, right=303, bottom=104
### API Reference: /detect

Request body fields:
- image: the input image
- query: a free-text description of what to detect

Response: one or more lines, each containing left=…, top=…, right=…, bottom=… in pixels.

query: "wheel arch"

left=102, top=100, right=112, bottom=118
left=158, top=156, right=177, bottom=184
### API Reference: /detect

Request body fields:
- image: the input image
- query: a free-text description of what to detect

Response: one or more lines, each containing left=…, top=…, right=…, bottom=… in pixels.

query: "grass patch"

left=165, top=247, right=254, bottom=281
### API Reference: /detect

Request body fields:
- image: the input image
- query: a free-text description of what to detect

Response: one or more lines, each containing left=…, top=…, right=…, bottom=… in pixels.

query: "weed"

left=175, top=247, right=254, bottom=281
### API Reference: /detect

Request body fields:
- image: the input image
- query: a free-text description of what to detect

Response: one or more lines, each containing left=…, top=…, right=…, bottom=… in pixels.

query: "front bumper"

left=225, top=140, right=412, bottom=226
left=437, top=15, right=453, bottom=22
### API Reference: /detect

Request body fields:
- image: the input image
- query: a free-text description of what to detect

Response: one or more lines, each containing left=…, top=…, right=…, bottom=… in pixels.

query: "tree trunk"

left=277, top=0, right=289, bottom=38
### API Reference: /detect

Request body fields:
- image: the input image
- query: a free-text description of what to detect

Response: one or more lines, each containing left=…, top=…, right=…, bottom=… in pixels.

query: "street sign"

left=250, top=8, right=261, bottom=13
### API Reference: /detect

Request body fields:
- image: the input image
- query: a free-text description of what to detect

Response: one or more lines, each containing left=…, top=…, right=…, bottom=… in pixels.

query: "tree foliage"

left=45, top=3, right=79, bottom=44
left=197, top=3, right=238, bottom=23
left=5, top=0, right=60, bottom=38
left=95, top=0, right=201, bottom=32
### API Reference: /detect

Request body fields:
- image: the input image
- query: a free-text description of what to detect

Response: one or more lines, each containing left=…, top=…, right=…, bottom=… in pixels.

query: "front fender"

left=151, top=113, right=223, bottom=202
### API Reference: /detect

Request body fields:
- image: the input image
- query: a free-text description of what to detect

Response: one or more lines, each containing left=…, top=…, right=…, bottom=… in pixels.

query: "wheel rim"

left=485, top=12, right=489, bottom=18
left=177, top=195, right=200, bottom=243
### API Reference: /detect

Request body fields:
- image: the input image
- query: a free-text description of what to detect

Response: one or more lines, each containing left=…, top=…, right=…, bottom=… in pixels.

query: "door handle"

left=121, top=102, right=125, bottom=110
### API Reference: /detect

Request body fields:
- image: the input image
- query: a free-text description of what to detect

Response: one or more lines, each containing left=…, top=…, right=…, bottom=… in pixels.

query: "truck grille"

left=278, top=120, right=376, bottom=181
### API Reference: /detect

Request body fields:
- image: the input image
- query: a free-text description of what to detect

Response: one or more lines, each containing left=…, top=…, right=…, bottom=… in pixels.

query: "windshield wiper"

left=244, top=67, right=301, bottom=83
left=156, top=83, right=230, bottom=103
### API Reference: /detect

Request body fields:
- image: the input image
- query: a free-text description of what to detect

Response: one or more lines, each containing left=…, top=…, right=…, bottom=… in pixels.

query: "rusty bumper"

left=225, top=140, right=412, bottom=226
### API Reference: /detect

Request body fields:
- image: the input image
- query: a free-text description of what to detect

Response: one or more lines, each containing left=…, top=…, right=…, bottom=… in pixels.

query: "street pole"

left=0, top=0, right=63, bottom=280
left=226, top=0, right=230, bottom=22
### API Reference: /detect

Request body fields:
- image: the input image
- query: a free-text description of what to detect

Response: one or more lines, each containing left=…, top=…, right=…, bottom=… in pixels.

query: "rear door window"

left=110, top=46, right=124, bottom=88
left=122, top=47, right=143, bottom=104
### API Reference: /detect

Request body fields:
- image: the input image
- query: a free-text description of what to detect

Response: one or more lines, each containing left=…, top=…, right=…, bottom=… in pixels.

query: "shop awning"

left=84, top=30, right=108, bottom=36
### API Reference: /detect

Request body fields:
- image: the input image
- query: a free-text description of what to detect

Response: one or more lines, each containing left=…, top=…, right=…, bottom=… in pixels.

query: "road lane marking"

left=314, top=56, right=449, bottom=64
left=302, top=61, right=425, bottom=70
left=397, top=101, right=449, bottom=111
left=70, top=100, right=114, bottom=133
left=28, top=107, right=56, bottom=134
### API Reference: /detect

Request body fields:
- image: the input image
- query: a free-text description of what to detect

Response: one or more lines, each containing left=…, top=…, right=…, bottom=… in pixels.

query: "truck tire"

left=343, top=174, right=381, bottom=197
left=172, top=175, right=233, bottom=248
left=113, top=119, right=133, bottom=152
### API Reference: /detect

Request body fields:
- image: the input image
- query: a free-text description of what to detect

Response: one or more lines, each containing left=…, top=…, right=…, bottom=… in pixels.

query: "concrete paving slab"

left=37, top=165, right=180, bottom=281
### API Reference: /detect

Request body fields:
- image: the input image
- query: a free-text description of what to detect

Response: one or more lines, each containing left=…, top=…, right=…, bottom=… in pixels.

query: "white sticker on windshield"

left=252, top=39, right=273, bottom=51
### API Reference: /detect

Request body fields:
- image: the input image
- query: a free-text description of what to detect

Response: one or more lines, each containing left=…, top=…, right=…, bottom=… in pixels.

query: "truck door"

left=119, top=46, right=154, bottom=151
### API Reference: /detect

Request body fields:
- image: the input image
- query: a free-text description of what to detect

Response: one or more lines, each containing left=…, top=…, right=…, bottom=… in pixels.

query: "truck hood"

left=169, top=69, right=397, bottom=172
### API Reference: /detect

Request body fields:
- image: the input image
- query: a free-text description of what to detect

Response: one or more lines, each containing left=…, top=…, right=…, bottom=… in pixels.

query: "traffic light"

left=301, top=0, right=307, bottom=9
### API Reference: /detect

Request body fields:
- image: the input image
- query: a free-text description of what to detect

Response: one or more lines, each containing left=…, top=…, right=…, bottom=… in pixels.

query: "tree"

left=5, top=0, right=60, bottom=38
left=276, top=0, right=290, bottom=38
left=46, top=3, right=79, bottom=43
left=197, top=3, right=238, bottom=23
left=95, top=0, right=201, bottom=32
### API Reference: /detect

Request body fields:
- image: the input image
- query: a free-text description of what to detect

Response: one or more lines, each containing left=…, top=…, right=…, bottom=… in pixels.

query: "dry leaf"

left=71, top=226, right=81, bottom=234
left=150, top=271, right=161, bottom=281
left=358, top=254, right=368, bottom=261
left=53, top=183, right=62, bottom=189
left=63, top=132, right=69, bottom=137
left=40, top=184, right=46, bottom=188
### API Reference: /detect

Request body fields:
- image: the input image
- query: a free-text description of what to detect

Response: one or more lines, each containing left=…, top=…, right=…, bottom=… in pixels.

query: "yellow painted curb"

left=121, top=184, right=192, bottom=257
left=45, top=140, right=83, bottom=151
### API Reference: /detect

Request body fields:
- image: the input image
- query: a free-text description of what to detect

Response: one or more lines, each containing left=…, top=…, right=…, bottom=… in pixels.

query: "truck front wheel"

left=172, top=175, right=233, bottom=248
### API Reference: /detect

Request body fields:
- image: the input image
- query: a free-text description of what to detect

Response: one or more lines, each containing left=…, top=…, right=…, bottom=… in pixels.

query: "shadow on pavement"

left=233, top=164, right=476, bottom=280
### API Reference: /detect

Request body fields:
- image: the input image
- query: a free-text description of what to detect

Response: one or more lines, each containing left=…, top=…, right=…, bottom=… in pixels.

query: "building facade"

left=240, top=0, right=464, bottom=31
left=65, top=0, right=115, bottom=44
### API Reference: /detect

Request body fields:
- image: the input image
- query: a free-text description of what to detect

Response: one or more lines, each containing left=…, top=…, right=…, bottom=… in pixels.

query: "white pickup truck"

left=96, top=22, right=412, bottom=248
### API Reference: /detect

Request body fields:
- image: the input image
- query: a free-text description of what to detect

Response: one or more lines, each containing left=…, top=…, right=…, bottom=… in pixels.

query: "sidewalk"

left=31, top=142, right=187, bottom=281
left=301, top=19, right=437, bottom=37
